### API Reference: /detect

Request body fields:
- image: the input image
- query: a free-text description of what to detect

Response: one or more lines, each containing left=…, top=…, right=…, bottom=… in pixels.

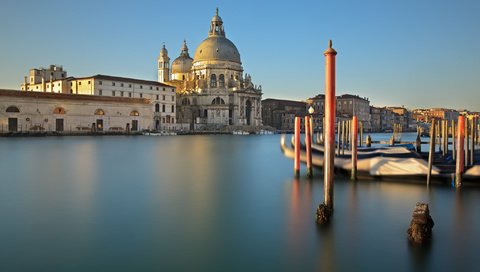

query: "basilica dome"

left=172, top=40, right=193, bottom=74
left=193, top=9, right=241, bottom=64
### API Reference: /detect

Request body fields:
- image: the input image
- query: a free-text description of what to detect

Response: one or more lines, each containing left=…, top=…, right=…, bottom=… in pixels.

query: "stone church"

left=157, top=9, right=263, bottom=129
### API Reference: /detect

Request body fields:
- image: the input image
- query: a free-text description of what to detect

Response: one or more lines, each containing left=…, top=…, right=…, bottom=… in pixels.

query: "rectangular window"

left=112, top=91, right=116, bottom=96
left=156, top=95, right=159, bottom=100
left=88, top=81, right=91, bottom=85
left=121, top=91, right=124, bottom=97
left=150, top=86, right=152, bottom=90
left=99, top=81, right=102, bottom=85
left=99, top=90, right=102, bottom=96
left=79, top=82, right=81, bottom=86
left=163, top=87, right=165, bottom=91
left=171, top=89, right=174, bottom=92
left=112, top=82, right=115, bottom=86
left=58, top=83, right=60, bottom=86
left=121, top=83, right=124, bottom=87
left=156, top=87, right=159, bottom=90
left=129, top=84, right=132, bottom=88
left=163, top=95, right=165, bottom=100
left=171, top=96, right=174, bottom=101
left=140, top=85, right=143, bottom=89
left=129, top=92, right=132, bottom=97
left=70, top=82, right=73, bottom=86
left=140, top=93, right=143, bottom=98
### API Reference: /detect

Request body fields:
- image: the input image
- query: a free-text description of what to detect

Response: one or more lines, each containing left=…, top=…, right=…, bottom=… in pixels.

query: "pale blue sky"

left=1, top=0, right=479, bottom=111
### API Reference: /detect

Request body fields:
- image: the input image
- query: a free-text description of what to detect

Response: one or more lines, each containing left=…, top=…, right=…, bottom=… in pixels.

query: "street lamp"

left=308, top=106, right=315, bottom=138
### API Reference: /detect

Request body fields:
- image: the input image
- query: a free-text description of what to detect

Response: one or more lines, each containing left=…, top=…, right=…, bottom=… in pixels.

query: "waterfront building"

left=20, top=69, right=177, bottom=130
left=307, top=93, right=371, bottom=131
left=261, top=98, right=307, bottom=131
left=0, top=89, right=152, bottom=133
left=158, top=9, right=263, bottom=129
left=412, top=108, right=459, bottom=122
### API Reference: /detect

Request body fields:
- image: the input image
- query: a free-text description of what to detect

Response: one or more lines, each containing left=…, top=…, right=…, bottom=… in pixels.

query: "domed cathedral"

left=157, top=8, right=263, bottom=129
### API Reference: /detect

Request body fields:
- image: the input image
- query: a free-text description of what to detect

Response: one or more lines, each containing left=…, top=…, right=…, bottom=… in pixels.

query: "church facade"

left=158, top=9, right=263, bottom=129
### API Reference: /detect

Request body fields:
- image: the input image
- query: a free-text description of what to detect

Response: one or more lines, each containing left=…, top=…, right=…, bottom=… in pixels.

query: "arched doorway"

left=245, top=100, right=252, bottom=126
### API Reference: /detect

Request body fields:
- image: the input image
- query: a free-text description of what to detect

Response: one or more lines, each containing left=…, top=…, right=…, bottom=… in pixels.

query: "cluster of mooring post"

left=293, top=115, right=314, bottom=178
left=316, top=40, right=336, bottom=224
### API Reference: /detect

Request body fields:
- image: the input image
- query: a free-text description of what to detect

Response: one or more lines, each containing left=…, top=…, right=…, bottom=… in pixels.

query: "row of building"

left=261, top=96, right=478, bottom=133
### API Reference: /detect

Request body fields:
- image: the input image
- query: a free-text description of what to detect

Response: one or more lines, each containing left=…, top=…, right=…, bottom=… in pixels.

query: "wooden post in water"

left=452, top=120, right=456, bottom=161
left=437, top=120, right=441, bottom=153
left=360, top=121, right=363, bottom=147
left=294, top=117, right=301, bottom=177
left=456, top=116, right=465, bottom=188
left=366, top=134, right=371, bottom=147
left=416, top=132, right=421, bottom=153
left=341, top=120, right=345, bottom=155
left=305, top=116, right=313, bottom=178
left=427, top=120, right=435, bottom=185
left=337, top=121, right=341, bottom=156
left=470, top=118, right=475, bottom=165
left=465, top=118, right=470, bottom=166
left=347, top=120, right=351, bottom=150
left=351, top=116, right=358, bottom=180
left=323, top=40, right=337, bottom=213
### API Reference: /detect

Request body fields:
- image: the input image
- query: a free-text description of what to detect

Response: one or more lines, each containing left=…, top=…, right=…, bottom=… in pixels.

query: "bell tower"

left=158, top=44, right=170, bottom=83
left=209, top=8, right=225, bottom=37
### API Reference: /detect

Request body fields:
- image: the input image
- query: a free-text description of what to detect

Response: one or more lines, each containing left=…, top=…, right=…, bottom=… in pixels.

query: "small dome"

left=160, top=44, right=168, bottom=57
left=193, top=36, right=241, bottom=64
left=172, top=40, right=193, bottom=74
left=172, top=56, right=193, bottom=74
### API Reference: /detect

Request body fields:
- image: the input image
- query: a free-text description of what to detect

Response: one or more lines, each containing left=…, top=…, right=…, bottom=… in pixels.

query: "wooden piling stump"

left=407, top=202, right=434, bottom=244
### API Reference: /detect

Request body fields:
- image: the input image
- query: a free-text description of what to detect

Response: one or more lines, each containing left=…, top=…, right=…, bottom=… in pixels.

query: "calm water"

left=0, top=134, right=479, bottom=271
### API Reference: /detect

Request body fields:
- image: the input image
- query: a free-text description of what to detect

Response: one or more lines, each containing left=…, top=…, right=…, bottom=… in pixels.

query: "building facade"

left=307, top=93, right=371, bottom=131
left=158, top=9, right=263, bottom=129
left=0, top=89, right=152, bottom=133
left=20, top=70, right=177, bottom=130
left=261, top=99, right=307, bottom=131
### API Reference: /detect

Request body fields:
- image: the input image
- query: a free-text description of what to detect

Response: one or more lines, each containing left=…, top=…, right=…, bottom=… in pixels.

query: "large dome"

left=193, top=36, right=241, bottom=64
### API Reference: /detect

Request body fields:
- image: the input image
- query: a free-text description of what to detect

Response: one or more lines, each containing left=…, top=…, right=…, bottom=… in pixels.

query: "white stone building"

left=0, top=89, right=152, bottom=133
left=20, top=69, right=177, bottom=130
left=158, top=9, right=263, bottom=129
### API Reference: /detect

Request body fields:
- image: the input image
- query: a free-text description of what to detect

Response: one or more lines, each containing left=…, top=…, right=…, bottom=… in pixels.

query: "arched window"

left=94, top=109, right=105, bottom=115
left=219, top=74, right=225, bottom=87
left=155, top=103, right=160, bottom=112
left=130, top=110, right=140, bottom=116
left=210, top=74, right=217, bottom=87
left=53, top=107, right=65, bottom=114
left=6, top=106, right=20, bottom=113
left=181, top=98, right=190, bottom=105
left=212, top=97, right=225, bottom=105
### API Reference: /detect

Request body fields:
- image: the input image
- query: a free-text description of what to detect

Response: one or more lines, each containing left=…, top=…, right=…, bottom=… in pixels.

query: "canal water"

left=0, top=134, right=479, bottom=271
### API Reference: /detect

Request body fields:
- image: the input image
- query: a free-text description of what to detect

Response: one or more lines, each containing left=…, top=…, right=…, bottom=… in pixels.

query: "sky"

left=0, top=0, right=479, bottom=111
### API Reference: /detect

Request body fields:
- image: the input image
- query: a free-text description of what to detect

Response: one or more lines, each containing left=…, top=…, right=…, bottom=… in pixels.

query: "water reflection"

left=1, top=135, right=480, bottom=271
